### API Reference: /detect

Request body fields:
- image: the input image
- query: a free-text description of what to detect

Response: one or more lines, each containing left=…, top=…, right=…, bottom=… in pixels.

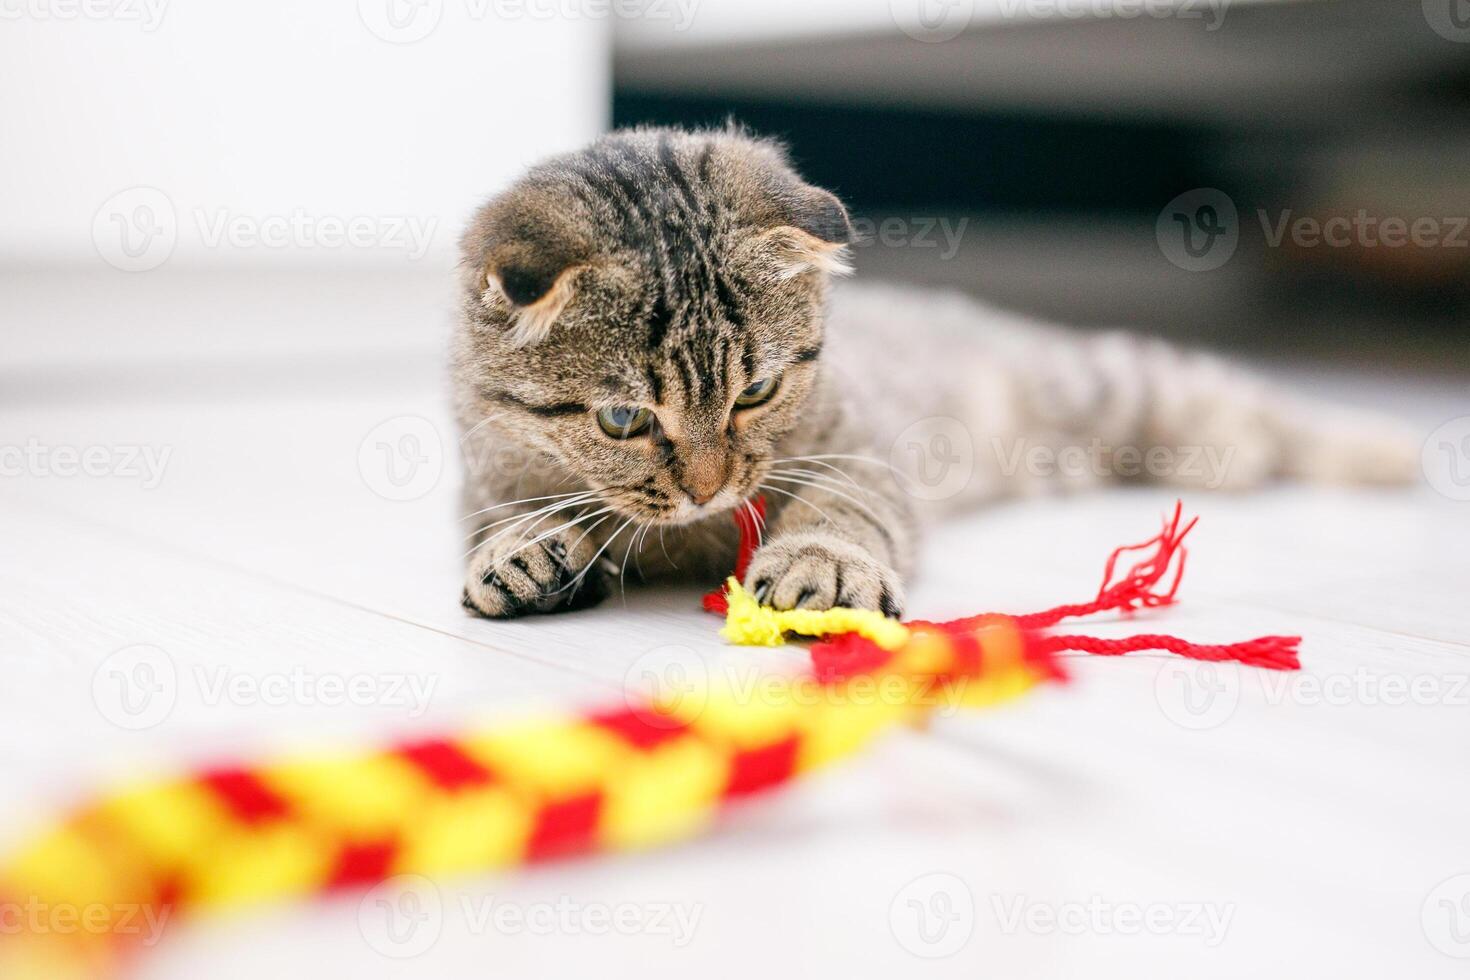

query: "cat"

left=452, top=125, right=1416, bottom=620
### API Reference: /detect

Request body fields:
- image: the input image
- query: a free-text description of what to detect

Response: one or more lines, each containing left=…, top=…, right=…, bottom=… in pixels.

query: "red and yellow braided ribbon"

left=2, top=504, right=1299, bottom=977
left=0, top=585, right=1059, bottom=979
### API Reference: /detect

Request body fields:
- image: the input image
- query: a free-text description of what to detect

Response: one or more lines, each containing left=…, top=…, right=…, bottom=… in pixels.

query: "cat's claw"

left=742, top=531, right=904, bottom=617
left=462, top=530, right=606, bottom=619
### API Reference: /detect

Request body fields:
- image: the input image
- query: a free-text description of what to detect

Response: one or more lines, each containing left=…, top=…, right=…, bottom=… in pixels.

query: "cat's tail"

left=1060, top=331, right=1422, bottom=493
left=1271, top=398, right=1420, bottom=488
left=937, top=325, right=1424, bottom=502
left=828, top=283, right=1423, bottom=507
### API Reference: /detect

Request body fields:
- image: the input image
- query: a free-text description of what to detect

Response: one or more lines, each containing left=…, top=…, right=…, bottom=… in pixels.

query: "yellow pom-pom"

left=719, top=578, right=788, bottom=646
left=719, top=579, right=909, bottom=650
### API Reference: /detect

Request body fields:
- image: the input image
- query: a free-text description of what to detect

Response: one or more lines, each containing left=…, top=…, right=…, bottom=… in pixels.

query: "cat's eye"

left=596, top=405, right=654, bottom=438
left=734, top=376, right=778, bottom=408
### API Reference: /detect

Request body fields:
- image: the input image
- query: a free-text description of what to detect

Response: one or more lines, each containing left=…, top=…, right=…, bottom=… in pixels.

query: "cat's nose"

left=679, top=457, right=727, bottom=506
left=680, top=479, right=721, bottom=506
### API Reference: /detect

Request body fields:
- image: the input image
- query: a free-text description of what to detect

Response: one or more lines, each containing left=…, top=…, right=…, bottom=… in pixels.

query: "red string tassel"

left=917, top=501, right=1198, bottom=633
left=914, top=503, right=1300, bottom=671
left=714, top=499, right=1302, bottom=672
left=702, top=496, right=766, bottom=615
left=1031, top=632, right=1301, bottom=671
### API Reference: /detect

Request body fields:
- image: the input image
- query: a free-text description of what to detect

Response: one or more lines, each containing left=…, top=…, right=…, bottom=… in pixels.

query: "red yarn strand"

left=923, top=501, right=1199, bottom=634
left=1032, top=632, right=1301, bottom=671
left=702, top=496, right=766, bottom=615
left=709, top=498, right=1301, bottom=672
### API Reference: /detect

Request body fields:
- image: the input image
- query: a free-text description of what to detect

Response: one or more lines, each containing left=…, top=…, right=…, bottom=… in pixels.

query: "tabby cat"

left=452, top=126, right=1413, bottom=619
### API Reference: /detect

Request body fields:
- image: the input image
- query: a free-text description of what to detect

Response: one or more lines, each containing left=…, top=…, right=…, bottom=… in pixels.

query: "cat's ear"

left=751, top=182, right=856, bottom=280
left=776, top=184, right=855, bottom=247
left=481, top=247, right=589, bottom=348
left=461, top=194, right=592, bottom=347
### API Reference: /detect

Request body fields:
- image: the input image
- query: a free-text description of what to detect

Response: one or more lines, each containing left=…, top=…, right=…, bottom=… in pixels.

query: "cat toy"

left=0, top=503, right=1298, bottom=979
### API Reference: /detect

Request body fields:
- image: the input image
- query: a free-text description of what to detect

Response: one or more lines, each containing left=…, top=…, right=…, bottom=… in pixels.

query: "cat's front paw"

left=462, top=529, right=606, bottom=619
left=742, top=531, right=905, bottom=618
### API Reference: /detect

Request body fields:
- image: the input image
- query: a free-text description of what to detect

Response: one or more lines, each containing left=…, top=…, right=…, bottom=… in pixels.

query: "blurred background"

left=617, top=0, right=1470, bottom=368
left=5, top=0, right=1469, bottom=379
left=5, top=0, right=1468, bottom=393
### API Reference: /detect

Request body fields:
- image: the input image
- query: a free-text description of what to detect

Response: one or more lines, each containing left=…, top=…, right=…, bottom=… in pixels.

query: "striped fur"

left=452, top=126, right=1419, bottom=621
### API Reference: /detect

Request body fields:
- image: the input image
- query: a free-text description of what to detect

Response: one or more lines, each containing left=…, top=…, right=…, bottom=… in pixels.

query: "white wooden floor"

left=4, top=270, right=1470, bottom=978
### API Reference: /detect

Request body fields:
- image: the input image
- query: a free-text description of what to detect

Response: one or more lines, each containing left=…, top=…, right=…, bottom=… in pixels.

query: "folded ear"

left=460, top=192, right=593, bottom=347
left=751, top=181, right=856, bottom=280
left=774, top=183, right=855, bottom=247
left=482, top=247, right=589, bottom=348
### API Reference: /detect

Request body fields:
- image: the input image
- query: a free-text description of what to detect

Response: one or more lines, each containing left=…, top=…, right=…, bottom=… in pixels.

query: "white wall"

left=0, top=1, right=610, bottom=271
left=614, top=0, right=1290, bottom=49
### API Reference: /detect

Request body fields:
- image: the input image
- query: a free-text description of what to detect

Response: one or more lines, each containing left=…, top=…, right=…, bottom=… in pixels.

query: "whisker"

left=557, top=515, right=637, bottom=597
left=457, top=412, right=506, bottom=445
left=461, top=505, right=593, bottom=563
left=631, top=519, right=656, bottom=582
left=771, top=453, right=901, bottom=476
left=499, top=499, right=588, bottom=555
left=464, top=493, right=596, bottom=541
left=481, top=507, right=617, bottom=567
left=758, top=483, right=839, bottom=528
left=461, top=489, right=593, bottom=524
left=769, top=466, right=875, bottom=500
left=761, top=473, right=891, bottom=534
left=464, top=495, right=604, bottom=562
left=742, top=497, right=765, bottom=548
left=563, top=512, right=614, bottom=576
left=769, top=459, right=866, bottom=494
left=658, top=522, right=678, bottom=570
left=619, top=519, right=651, bottom=605
left=462, top=492, right=600, bottom=545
